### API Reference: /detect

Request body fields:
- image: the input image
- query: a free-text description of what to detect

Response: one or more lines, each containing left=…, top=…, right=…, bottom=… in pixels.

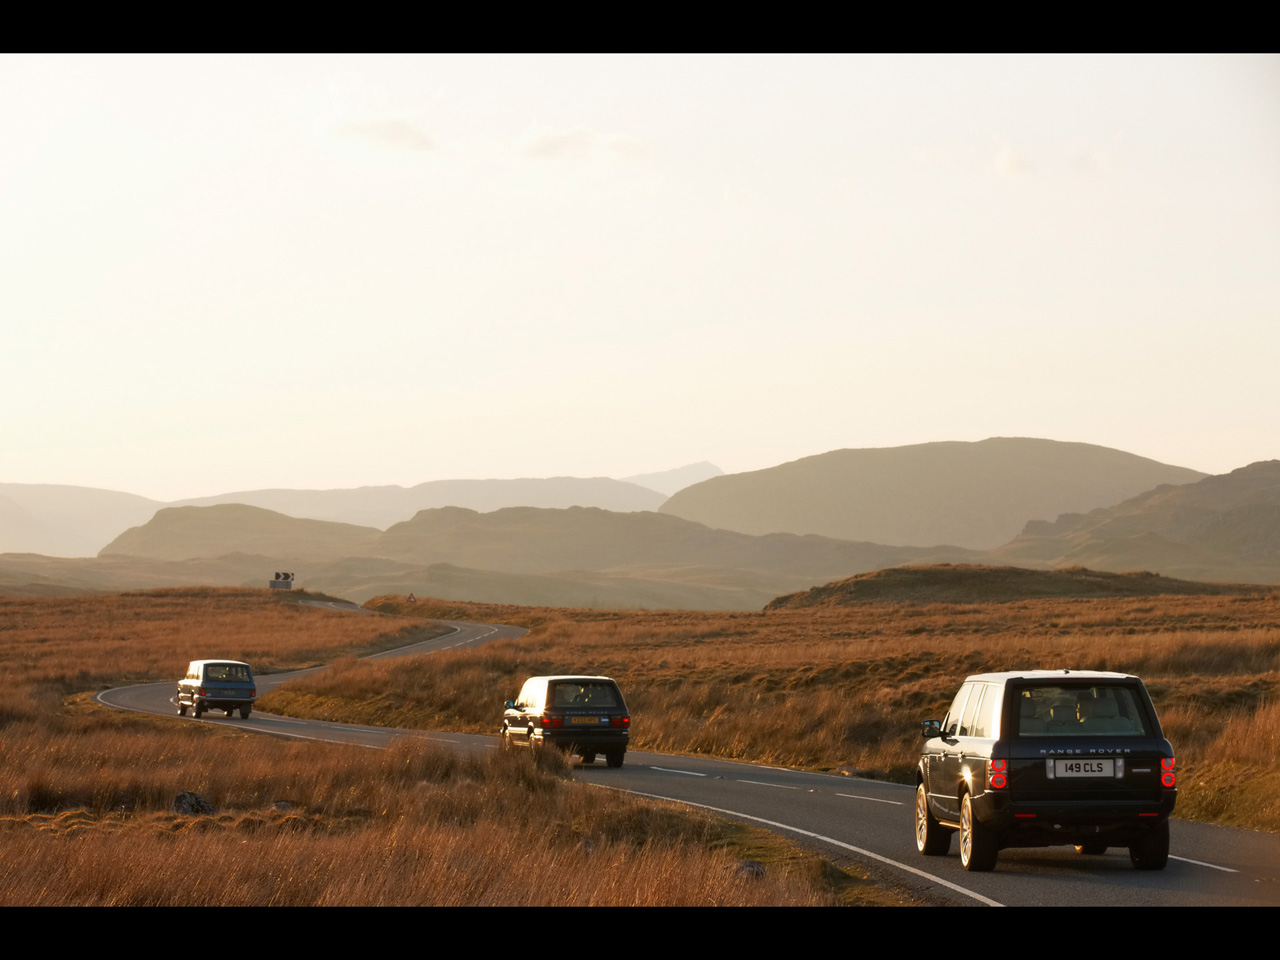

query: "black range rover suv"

left=502, top=675, right=630, bottom=767
left=916, top=670, right=1176, bottom=872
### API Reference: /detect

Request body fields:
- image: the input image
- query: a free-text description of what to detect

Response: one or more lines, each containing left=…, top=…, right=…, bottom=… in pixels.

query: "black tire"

left=1129, top=820, right=1169, bottom=871
left=959, top=792, right=998, bottom=872
left=915, top=784, right=951, bottom=856
left=499, top=727, right=512, bottom=751
left=177, top=702, right=187, bottom=717
left=1075, top=841, right=1107, bottom=855
left=605, top=748, right=625, bottom=768
left=193, top=703, right=204, bottom=719
left=239, top=706, right=251, bottom=720
left=225, top=709, right=235, bottom=717
left=580, top=752, right=596, bottom=765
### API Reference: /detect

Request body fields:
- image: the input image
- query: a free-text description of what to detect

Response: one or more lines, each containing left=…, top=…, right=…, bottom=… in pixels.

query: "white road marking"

left=1170, top=855, right=1237, bottom=873
left=611, top=788, right=1005, bottom=908
left=836, top=793, right=905, bottom=806
left=737, top=779, right=798, bottom=790
left=649, top=766, right=707, bottom=777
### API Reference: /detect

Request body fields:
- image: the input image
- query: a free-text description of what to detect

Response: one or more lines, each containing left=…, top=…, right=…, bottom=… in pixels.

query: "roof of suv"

left=527, top=675, right=616, bottom=684
left=964, top=669, right=1138, bottom=683
left=188, top=659, right=252, bottom=670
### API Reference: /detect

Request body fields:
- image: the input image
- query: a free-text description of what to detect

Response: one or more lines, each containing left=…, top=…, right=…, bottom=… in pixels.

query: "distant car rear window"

left=1012, top=684, right=1153, bottom=737
left=550, top=682, right=620, bottom=708
left=204, top=664, right=252, bottom=682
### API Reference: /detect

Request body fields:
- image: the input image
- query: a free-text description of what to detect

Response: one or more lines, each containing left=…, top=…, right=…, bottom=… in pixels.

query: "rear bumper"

left=196, top=696, right=254, bottom=709
left=973, top=790, right=1176, bottom=846
left=533, top=729, right=629, bottom=750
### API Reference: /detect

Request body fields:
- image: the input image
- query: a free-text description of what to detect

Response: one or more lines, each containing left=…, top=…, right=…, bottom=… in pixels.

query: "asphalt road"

left=98, top=612, right=1280, bottom=907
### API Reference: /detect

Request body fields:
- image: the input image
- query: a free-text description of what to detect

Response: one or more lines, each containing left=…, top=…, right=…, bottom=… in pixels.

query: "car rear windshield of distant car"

left=204, top=664, right=251, bottom=682
left=1012, top=683, right=1153, bottom=738
left=550, top=682, right=620, bottom=709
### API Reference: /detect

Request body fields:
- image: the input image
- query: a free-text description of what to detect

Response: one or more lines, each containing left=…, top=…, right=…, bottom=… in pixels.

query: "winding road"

left=98, top=610, right=1280, bottom=907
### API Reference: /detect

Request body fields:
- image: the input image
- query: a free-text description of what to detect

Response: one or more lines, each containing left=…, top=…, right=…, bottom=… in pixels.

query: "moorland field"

left=0, top=588, right=871, bottom=906
left=3, top=577, right=1277, bottom=905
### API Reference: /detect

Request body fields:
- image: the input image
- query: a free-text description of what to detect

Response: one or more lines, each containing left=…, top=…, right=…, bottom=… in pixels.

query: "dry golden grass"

left=0, top=588, right=870, bottom=906
left=263, top=592, right=1280, bottom=832
left=0, top=737, right=840, bottom=906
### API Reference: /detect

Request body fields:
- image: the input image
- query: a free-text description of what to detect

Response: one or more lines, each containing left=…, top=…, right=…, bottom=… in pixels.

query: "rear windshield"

left=204, top=663, right=252, bottom=682
left=550, top=682, right=620, bottom=709
left=1012, top=683, right=1153, bottom=738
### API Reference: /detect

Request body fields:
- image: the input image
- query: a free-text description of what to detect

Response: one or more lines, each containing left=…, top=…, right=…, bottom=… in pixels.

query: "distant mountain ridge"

left=993, top=460, right=1280, bottom=583
left=0, top=484, right=165, bottom=558
left=174, top=476, right=668, bottom=529
left=368, top=505, right=972, bottom=576
left=660, top=438, right=1206, bottom=549
left=99, top=499, right=972, bottom=591
left=620, top=462, right=724, bottom=496
left=6, top=444, right=1277, bottom=608
left=2, top=472, right=696, bottom=557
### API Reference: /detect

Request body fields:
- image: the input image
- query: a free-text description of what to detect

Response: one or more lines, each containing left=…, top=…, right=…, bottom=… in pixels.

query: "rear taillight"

left=197, top=687, right=206, bottom=696
left=1161, top=757, right=1176, bottom=788
left=250, top=688, right=256, bottom=698
left=540, top=715, right=563, bottom=728
left=611, top=716, right=630, bottom=728
left=988, top=758, right=1008, bottom=790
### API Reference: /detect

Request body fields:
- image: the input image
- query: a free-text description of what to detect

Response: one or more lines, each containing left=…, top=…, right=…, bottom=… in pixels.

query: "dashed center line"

left=737, top=779, right=797, bottom=790
left=836, top=793, right=904, bottom=806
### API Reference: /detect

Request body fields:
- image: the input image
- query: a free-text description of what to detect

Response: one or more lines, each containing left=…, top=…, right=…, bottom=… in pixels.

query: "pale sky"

left=3, top=54, right=1277, bottom=501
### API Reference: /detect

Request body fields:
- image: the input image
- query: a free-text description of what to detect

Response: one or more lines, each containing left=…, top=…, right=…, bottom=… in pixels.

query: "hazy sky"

left=4, top=54, right=1277, bottom=501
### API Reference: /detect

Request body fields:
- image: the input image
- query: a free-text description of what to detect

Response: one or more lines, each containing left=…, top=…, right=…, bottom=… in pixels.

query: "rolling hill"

left=100, top=504, right=383, bottom=562
left=993, top=460, right=1280, bottom=583
left=659, top=438, right=1206, bottom=549
left=766, top=564, right=1271, bottom=608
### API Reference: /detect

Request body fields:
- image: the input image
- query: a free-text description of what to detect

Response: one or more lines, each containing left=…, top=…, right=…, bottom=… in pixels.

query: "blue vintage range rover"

left=916, top=670, right=1176, bottom=872
left=177, top=659, right=256, bottom=720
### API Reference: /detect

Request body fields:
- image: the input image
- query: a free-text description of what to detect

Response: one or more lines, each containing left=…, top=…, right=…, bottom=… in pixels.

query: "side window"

left=943, top=684, right=972, bottom=737
left=970, top=684, right=999, bottom=739
left=959, top=684, right=985, bottom=736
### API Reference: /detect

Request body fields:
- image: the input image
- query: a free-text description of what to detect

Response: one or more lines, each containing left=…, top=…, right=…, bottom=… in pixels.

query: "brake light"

left=988, top=758, right=1008, bottom=790
left=1161, top=756, right=1176, bottom=788
left=250, top=688, right=256, bottom=698
left=197, top=687, right=206, bottom=696
left=611, top=716, right=630, bottom=728
left=540, top=715, right=563, bottom=728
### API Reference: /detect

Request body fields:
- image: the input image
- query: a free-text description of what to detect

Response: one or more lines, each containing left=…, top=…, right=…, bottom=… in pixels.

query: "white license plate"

left=1055, top=759, right=1114, bottom=778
